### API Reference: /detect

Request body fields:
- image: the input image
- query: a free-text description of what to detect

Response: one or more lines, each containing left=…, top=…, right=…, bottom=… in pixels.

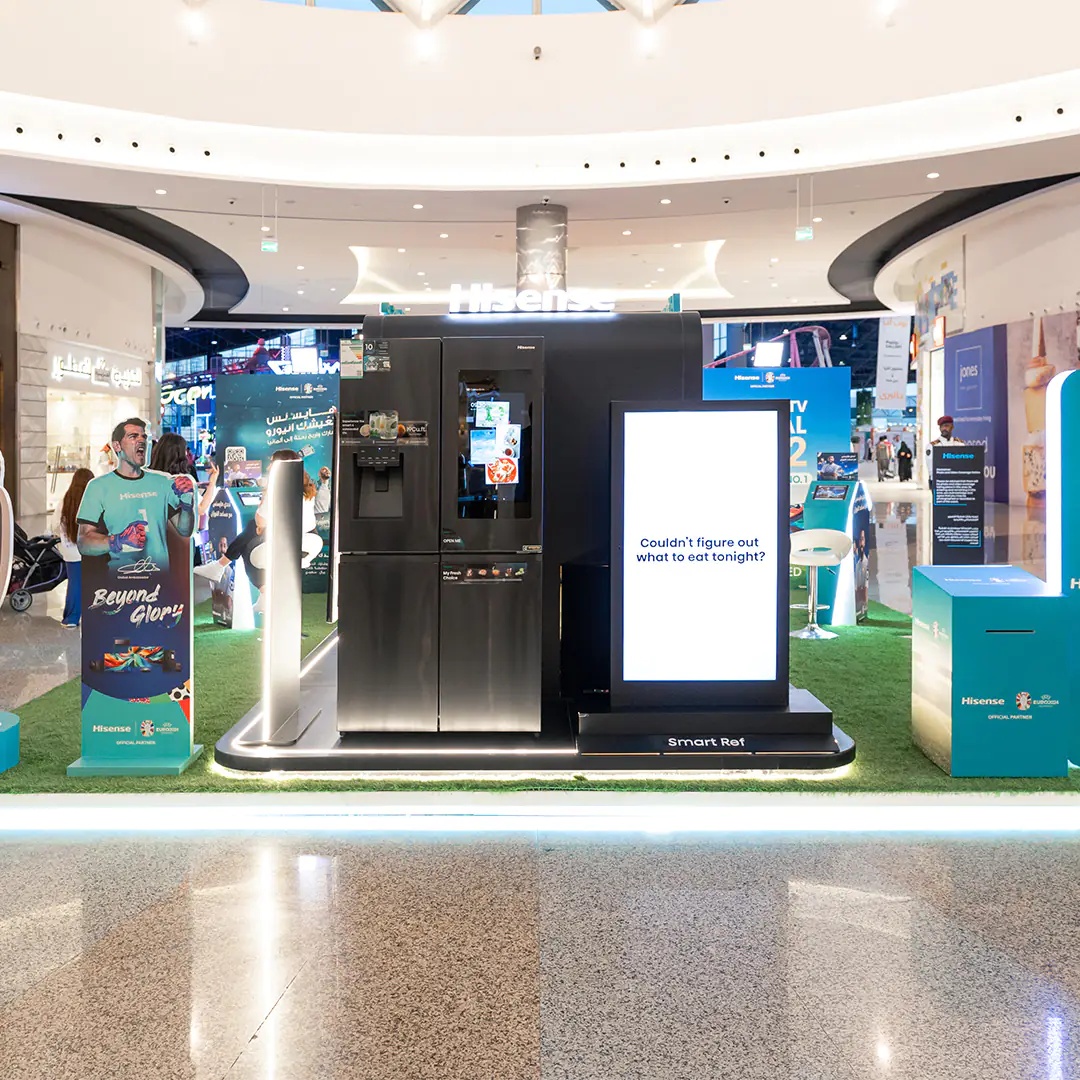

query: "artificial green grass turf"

left=3, top=595, right=1080, bottom=794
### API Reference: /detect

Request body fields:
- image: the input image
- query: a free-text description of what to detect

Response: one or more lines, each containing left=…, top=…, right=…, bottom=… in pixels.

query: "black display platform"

left=215, top=632, right=855, bottom=773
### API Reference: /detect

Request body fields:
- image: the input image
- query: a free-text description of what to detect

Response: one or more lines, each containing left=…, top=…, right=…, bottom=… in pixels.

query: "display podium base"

left=215, top=634, right=855, bottom=774
left=67, top=746, right=203, bottom=777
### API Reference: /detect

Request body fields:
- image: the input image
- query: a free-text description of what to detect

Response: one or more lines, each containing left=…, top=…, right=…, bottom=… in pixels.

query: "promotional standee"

left=702, top=366, right=853, bottom=617
left=211, top=374, right=337, bottom=626
left=932, top=445, right=985, bottom=565
left=911, top=370, right=1077, bottom=776
left=214, top=314, right=854, bottom=773
left=801, top=453, right=872, bottom=624
left=69, top=420, right=201, bottom=776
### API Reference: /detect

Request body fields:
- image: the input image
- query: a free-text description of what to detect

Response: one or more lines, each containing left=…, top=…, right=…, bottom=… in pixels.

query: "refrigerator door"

left=337, top=554, right=439, bottom=732
left=438, top=554, right=542, bottom=732
left=441, top=337, right=543, bottom=554
left=339, top=338, right=441, bottom=554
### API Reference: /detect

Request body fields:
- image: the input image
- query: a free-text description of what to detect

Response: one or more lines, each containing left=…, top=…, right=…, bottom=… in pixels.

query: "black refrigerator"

left=337, top=336, right=543, bottom=734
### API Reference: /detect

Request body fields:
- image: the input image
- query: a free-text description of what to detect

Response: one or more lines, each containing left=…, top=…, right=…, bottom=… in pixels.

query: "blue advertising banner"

left=944, top=325, right=1009, bottom=502
left=702, top=367, right=852, bottom=526
left=212, top=375, right=338, bottom=622
left=69, top=438, right=200, bottom=775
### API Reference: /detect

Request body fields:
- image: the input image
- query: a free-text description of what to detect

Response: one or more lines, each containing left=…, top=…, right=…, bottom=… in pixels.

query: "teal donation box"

left=912, top=566, right=1070, bottom=777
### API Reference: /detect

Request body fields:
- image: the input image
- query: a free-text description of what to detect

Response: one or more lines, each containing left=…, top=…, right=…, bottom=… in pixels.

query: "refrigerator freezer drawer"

left=439, top=556, right=542, bottom=732
left=337, top=555, right=439, bottom=732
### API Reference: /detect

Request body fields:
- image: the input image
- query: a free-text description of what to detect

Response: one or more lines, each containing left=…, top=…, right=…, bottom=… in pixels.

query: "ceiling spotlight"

left=261, top=225, right=271, bottom=232
left=210, top=340, right=218, bottom=345
left=771, top=257, right=780, bottom=263
left=417, top=271, right=425, bottom=276
left=155, top=189, right=167, bottom=196
left=412, top=203, right=424, bottom=210
left=673, top=243, right=682, bottom=248
left=770, top=282, right=779, bottom=288
left=282, top=306, right=290, bottom=312
left=398, top=248, right=406, bottom=253
left=330, top=287, right=337, bottom=292
left=660, top=198, right=672, bottom=205
left=645, top=284, right=652, bottom=288
left=840, top=333, right=848, bottom=340
left=622, top=230, right=632, bottom=236
left=425, top=286, right=432, bottom=291
left=812, top=216, right=823, bottom=223
left=926, top=171, right=940, bottom=179
left=296, top=264, right=305, bottom=270
left=439, top=233, right=449, bottom=239
left=297, top=289, right=304, bottom=295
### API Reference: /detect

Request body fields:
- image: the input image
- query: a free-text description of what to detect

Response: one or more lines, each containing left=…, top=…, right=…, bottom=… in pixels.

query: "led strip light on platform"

left=2, top=794, right=1080, bottom=833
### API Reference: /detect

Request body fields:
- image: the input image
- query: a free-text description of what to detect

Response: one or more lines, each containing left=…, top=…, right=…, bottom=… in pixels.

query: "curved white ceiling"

left=2, top=0, right=1080, bottom=190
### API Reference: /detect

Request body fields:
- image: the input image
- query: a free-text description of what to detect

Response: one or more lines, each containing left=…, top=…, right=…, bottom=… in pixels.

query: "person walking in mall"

left=897, top=439, right=914, bottom=482
left=52, top=468, right=93, bottom=628
left=875, top=436, right=893, bottom=481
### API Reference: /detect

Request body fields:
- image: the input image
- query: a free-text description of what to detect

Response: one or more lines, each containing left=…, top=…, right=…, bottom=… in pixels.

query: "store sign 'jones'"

left=449, top=283, right=615, bottom=314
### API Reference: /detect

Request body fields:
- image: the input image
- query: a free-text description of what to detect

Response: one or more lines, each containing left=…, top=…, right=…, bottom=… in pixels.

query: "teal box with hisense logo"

left=912, top=566, right=1070, bottom=777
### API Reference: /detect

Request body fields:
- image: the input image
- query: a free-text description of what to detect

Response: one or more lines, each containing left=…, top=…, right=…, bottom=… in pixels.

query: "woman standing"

left=53, top=468, right=94, bottom=627
left=150, top=433, right=219, bottom=524
left=897, top=440, right=914, bottom=482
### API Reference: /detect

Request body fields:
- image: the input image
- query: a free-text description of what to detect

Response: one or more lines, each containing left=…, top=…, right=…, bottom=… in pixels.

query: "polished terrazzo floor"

left=0, top=830, right=1078, bottom=1079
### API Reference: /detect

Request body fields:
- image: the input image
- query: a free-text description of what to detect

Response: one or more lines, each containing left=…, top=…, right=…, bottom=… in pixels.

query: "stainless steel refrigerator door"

left=337, top=554, right=439, bottom=732
left=438, top=555, right=542, bottom=732
left=440, top=337, right=543, bottom=555
left=338, top=338, right=441, bottom=554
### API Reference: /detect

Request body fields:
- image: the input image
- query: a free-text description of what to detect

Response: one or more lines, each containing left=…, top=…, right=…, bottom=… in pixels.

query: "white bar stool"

left=789, top=528, right=853, bottom=640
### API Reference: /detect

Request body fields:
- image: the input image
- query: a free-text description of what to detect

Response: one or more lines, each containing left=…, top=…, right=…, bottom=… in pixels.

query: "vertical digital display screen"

left=620, top=409, right=780, bottom=683
left=456, top=371, right=533, bottom=518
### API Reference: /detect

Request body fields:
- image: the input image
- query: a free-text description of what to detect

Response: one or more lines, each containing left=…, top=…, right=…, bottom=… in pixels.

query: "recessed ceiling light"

left=926, top=171, right=940, bottom=179
left=417, top=271, right=425, bottom=276
left=770, top=282, right=779, bottom=288
left=297, top=289, right=304, bottom=295
left=261, top=225, right=271, bottom=233
left=622, top=230, right=632, bottom=236
left=812, top=217, right=822, bottom=223
left=660, top=198, right=671, bottom=205
left=645, top=284, right=652, bottom=288
left=210, top=340, right=218, bottom=345
left=183, top=326, right=191, bottom=330
left=282, top=306, right=290, bottom=312
left=426, top=286, right=432, bottom=291
left=771, top=257, right=780, bottom=263
left=155, top=189, right=167, bottom=196
left=673, top=243, right=682, bottom=248
left=412, top=203, right=424, bottom=210
left=439, top=233, right=449, bottom=239
left=657, top=267, right=665, bottom=272
left=330, top=288, right=337, bottom=292
left=840, top=334, right=848, bottom=340
left=296, top=265, right=305, bottom=270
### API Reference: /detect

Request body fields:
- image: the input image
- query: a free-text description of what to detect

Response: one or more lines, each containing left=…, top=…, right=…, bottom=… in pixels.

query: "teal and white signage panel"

left=912, top=566, right=1070, bottom=777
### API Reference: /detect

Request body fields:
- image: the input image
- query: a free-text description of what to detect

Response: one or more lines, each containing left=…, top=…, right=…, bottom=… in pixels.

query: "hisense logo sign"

left=449, top=283, right=615, bottom=314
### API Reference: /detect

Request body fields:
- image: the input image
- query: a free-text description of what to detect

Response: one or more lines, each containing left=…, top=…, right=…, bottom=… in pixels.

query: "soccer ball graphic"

left=140, top=720, right=155, bottom=738
left=169, top=682, right=192, bottom=704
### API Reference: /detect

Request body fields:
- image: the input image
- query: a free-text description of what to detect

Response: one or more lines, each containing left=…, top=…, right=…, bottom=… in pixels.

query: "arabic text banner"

left=214, top=374, right=339, bottom=593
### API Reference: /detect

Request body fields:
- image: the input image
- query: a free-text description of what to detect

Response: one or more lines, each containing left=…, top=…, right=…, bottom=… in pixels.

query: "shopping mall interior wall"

left=16, top=222, right=155, bottom=534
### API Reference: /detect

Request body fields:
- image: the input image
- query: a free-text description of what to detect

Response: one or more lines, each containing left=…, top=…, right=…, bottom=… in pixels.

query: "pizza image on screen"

left=486, top=457, right=518, bottom=485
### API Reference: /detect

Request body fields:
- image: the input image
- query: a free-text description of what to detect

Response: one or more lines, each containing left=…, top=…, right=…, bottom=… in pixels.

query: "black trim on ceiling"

left=2, top=195, right=249, bottom=320
left=185, top=312, right=365, bottom=325
left=694, top=301, right=884, bottom=320
left=828, top=173, right=1080, bottom=305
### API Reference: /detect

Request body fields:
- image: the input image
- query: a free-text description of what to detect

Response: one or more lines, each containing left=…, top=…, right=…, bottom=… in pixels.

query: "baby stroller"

left=7, top=524, right=66, bottom=612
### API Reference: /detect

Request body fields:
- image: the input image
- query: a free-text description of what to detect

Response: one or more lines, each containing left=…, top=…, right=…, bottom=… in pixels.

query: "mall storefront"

left=42, top=343, right=153, bottom=518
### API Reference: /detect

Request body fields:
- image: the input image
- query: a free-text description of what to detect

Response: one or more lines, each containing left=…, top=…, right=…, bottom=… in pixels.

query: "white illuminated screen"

left=622, top=409, right=779, bottom=682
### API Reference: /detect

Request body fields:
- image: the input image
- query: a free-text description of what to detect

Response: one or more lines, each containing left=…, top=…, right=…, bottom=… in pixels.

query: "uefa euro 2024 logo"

left=1016, top=692, right=1032, bottom=711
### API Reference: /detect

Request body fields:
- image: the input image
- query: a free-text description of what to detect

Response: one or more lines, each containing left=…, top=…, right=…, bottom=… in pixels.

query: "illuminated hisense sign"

left=449, top=282, right=615, bottom=314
